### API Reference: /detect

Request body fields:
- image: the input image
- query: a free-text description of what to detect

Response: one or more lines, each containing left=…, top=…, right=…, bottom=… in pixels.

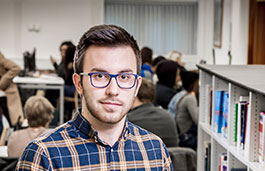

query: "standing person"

left=0, top=52, right=24, bottom=126
left=17, top=25, right=173, bottom=170
left=8, top=96, right=54, bottom=158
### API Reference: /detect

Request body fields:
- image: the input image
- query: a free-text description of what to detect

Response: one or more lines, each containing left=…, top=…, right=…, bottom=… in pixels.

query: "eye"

left=119, top=74, right=132, bottom=81
left=93, top=73, right=107, bottom=79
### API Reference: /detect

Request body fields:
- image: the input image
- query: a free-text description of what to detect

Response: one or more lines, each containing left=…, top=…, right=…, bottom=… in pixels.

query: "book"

left=231, top=169, right=247, bottom=171
left=258, top=111, right=265, bottom=163
left=240, top=103, right=248, bottom=150
left=204, top=141, right=211, bottom=171
left=214, top=91, right=224, bottom=133
left=234, top=103, right=238, bottom=145
left=236, top=96, right=249, bottom=150
left=221, top=91, right=229, bottom=138
left=218, top=152, right=227, bottom=171
left=208, top=85, right=213, bottom=125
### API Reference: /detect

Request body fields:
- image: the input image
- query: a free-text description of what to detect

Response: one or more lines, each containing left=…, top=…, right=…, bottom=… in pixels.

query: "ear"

left=134, top=76, right=142, bottom=97
left=73, top=73, right=83, bottom=96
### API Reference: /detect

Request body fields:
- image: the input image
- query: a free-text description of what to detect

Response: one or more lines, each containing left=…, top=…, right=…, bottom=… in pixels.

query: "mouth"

left=100, top=101, right=122, bottom=110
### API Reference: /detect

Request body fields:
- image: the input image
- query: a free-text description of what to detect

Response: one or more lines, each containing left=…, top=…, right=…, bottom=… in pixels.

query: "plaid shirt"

left=16, top=110, right=173, bottom=170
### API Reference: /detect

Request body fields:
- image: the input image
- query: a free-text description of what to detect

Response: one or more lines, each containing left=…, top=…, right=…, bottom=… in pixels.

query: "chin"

left=98, top=112, right=126, bottom=125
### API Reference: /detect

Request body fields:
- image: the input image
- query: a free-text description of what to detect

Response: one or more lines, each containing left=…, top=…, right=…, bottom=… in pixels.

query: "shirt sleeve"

left=162, top=143, right=173, bottom=171
left=0, top=52, right=21, bottom=90
left=16, top=142, right=51, bottom=171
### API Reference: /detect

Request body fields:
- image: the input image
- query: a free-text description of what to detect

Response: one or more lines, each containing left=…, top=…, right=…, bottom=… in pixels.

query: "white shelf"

left=197, top=64, right=265, bottom=171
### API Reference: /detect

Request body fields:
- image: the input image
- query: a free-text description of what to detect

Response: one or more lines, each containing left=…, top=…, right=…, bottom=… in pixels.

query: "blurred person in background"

left=128, top=78, right=179, bottom=147
left=50, top=41, right=75, bottom=78
left=175, top=71, right=199, bottom=151
left=140, top=47, right=153, bottom=80
left=151, top=56, right=166, bottom=84
left=0, top=51, right=24, bottom=127
left=8, top=95, right=54, bottom=158
left=154, top=60, right=181, bottom=109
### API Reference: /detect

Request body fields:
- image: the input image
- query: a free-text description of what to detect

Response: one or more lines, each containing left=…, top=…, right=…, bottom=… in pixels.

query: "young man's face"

left=76, top=45, right=141, bottom=125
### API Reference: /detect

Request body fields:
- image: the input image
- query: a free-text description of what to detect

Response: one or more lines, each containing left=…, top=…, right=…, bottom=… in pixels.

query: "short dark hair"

left=74, top=25, right=141, bottom=75
left=180, top=71, right=199, bottom=92
left=60, top=41, right=74, bottom=50
left=152, top=56, right=166, bottom=66
left=156, top=60, right=179, bottom=88
left=141, top=47, right=153, bottom=64
left=137, top=78, right=155, bottom=103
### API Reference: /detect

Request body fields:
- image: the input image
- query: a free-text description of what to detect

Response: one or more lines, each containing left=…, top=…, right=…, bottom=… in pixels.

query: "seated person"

left=7, top=95, right=54, bottom=158
left=128, top=78, right=179, bottom=147
left=140, top=47, right=153, bottom=80
left=151, top=55, right=166, bottom=84
left=154, top=60, right=181, bottom=109
left=0, top=51, right=24, bottom=127
left=50, top=41, right=75, bottom=78
left=175, top=71, right=199, bottom=151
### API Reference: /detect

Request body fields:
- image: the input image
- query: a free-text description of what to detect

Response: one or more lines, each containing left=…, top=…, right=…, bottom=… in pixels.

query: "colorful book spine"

left=259, top=111, right=265, bottom=163
left=234, top=103, right=238, bottom=145
left=214, top=91, right=224, bottom=133
left=240, top=103, right=248, bottom=150
left=221, top=92, right=229, bottom=139
left=218, top=153, right=227, bottom=171
left=236, top=96, right=249, bottom=150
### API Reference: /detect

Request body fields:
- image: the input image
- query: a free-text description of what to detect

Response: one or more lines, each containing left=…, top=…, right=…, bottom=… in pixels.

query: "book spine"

left=221, top=92, right=229, bottom=138
left=259, top=111, right=265, bottom=163
left=214, top=91, right=224, bottom=133
left=234, top=103, right=238, bottom=145
left=240, top=103, right=248, bottom=150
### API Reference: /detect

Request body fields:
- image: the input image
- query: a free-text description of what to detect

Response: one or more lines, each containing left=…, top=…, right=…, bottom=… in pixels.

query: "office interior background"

left=1, top=0, right=263, bottom=70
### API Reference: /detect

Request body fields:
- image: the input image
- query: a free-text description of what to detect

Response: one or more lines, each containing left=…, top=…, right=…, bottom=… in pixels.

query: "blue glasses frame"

left=79, top=72, right=138, bottom=89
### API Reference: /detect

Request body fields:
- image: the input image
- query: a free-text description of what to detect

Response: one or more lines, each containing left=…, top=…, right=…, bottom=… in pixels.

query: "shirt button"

left=110, top=148, right=113, bottom=152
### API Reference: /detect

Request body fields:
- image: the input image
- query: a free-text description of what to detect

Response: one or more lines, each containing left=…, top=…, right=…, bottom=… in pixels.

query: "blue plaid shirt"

left=16, top=110, right=173, bottom=170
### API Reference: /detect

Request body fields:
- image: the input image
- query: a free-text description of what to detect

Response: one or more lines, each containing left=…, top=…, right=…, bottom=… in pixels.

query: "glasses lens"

left=91, top=73, right=110, bottom=87
left=117, top=74, right=136, bottom=88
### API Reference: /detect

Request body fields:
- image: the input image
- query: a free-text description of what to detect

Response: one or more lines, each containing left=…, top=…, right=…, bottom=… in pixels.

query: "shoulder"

left=33, top=122, right=75, bottom=144
left=8, top=129, right=27, bottom=142
left=182, top=93, right=196, bottom=103
left=127, top=121, right=164, bottom=144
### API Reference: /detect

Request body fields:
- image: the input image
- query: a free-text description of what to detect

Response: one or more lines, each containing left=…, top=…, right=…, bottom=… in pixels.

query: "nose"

left=105, top=77, right=119, bottom=96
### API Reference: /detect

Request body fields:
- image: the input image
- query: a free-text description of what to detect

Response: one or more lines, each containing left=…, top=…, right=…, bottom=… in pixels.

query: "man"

left=17, top=25, right=173, bottom=170
left=128, top=78, right=179, bottom=147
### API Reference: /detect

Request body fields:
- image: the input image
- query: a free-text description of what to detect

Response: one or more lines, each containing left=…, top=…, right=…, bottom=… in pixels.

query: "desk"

left=13, top=74, right=65, bottom=125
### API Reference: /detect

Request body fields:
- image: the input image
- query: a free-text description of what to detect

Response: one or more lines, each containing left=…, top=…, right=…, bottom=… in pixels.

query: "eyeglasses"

left=79, top=72, right=138, bottom=89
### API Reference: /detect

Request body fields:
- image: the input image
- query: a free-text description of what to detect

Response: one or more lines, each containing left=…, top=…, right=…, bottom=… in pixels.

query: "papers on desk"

left=13, top=74, right=64, bottom=85
left=0, top=146, right=8, bottom=157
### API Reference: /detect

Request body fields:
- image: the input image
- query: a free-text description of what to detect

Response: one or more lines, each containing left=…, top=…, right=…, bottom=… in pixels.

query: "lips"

left=100, top=100, right=122, bottom=110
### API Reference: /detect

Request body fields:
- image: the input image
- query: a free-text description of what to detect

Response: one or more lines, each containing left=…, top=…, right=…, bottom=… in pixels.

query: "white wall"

left=0, top=0, right=104, bottom=69
left=0, top=0, right=249, bottom=69
left=197, top=0, right=249, bottom=65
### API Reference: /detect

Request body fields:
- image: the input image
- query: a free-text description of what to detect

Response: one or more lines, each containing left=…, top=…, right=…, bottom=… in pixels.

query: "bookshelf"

left=197, top=65, right=265, bottom=171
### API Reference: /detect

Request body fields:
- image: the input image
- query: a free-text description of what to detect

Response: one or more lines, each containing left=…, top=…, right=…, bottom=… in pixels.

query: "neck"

left=81, top=107, right=126, bottom=147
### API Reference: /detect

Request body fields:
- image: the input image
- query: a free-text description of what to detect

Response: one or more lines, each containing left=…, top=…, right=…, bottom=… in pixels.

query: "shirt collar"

left=72, top=108, right=131, bottom=144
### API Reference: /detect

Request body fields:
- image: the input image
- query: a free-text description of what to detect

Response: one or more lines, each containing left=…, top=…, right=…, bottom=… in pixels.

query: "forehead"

left=83, top=45, right=137, bottom=73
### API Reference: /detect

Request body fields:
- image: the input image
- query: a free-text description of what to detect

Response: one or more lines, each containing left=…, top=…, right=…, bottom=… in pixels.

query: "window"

left=104, top=0, right=198, bottom=55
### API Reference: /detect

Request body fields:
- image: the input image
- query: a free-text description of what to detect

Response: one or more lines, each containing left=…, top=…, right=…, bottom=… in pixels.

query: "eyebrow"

left=90, top=68, right=134, bottom=74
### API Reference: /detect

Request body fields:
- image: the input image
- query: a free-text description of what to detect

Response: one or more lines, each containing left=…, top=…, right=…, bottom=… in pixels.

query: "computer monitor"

left=23, top=48, right=36, bottom=73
